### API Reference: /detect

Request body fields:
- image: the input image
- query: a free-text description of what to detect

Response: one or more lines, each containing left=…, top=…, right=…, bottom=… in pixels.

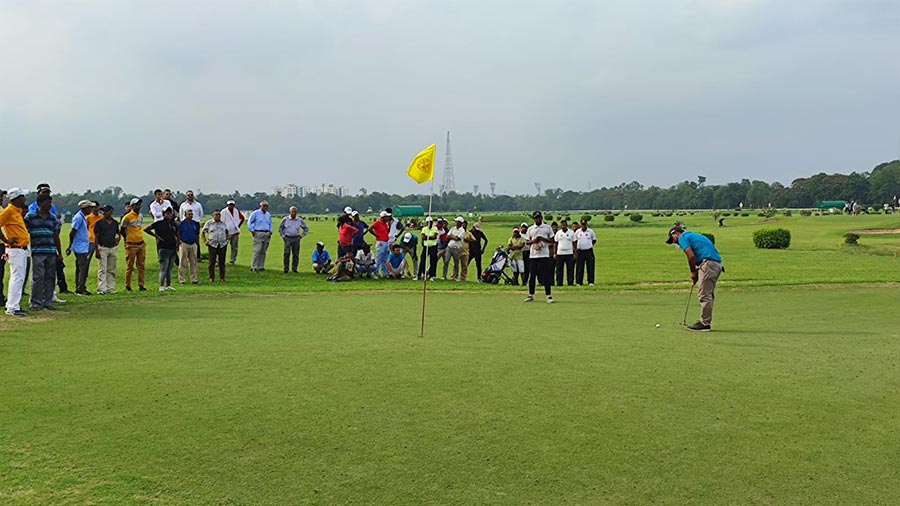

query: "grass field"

left=2, top=212, right=899, bottom=504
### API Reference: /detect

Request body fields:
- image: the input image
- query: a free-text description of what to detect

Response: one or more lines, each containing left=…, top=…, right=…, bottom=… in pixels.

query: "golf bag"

left=481, top=247, right=514, bottom=285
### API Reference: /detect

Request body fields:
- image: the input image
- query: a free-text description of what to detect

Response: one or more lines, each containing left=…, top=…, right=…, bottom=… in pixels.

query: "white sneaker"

left=589, top=283, right=594, bottom=286
left=159, top=287, right=166, bottom=292
left=429, top=277, right=436, bottom=282
left=546, top=296, right=555, bottom=304
left=166, top=286, right=176, bottom=291
left=52, top=295, right=66, bottom=303
left=413, top=276, right=419, bottom=281
left=524, top=295, right=534, bottom=302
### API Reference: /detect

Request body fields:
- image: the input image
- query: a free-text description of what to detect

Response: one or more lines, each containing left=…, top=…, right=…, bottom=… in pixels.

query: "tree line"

left=37, top=160, right=900, bottom=215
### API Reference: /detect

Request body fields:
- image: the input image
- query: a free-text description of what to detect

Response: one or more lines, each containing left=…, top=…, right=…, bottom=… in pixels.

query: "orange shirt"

left=86, top=213, right=103, bottom=243
left=0, top=204, right=29, bottom=247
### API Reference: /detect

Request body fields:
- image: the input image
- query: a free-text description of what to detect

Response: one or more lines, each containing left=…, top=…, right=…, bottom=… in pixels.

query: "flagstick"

left=420, top=176, right=435, bottom=337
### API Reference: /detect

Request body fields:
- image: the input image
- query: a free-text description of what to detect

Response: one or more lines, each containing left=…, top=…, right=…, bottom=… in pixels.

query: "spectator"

left=399, top=232, right=418, bottom=276
left=365, top=211, right=391, bottom=278
left=524, top=211, right=554, bottom=303
left=445, top=217, right=465, bottom=281
left=328, top=252, right=356, bottom=282
left=149, top=189, right=172, bottom=222
left=468, top=222, right=489, bottom=283
left=68, top=200, right=95, bottom=296
left=337, top=215, right=358, bottom=258
left=94, top=205, right=120, bottom=294
left=507, top=227, right=526, bottom=285
left=0, top=189, right=6, bottom=306
left=416, top=216, right=439, bottom=281
left=86, top=202, right=103, bottom=257
left=24, top=193, right=62, bottom=311
left=386, top=244, right=408, bottom=279
left=386, top=208, right=405, bottom=243
left=554, top=219, right=576, bottom=286
left=312, top=242, right=334, bottom=273
left=279, top=206, right=309, bottom=273
left=459, top=221, right=474, bottom=281
left=574, top=220, right=597, bottom=286
left=144, top=207, right=179, bottom=292
left=28, top=183, right=69, bottom=296
left=202, top=209, right=229, bottom=283
left=0, top=188, right=30, bottom=316
left=354, top=244, right=376, bottom=277
left=120, top=198, right=147, bottom=292
left=520, top=221, right=531, bottom=282
left=248, top=201, right=273, bottom=272
left=350, top=211, right=368, bottom=254
left=179, top=190, right=203, bottom=222
left=436, top=218, right=451, bottom=279
left=163, top=189, right=179, bottom=214
left=222, top=199, right=244, bottom=265
left=177, top=209, right=201, bottom=284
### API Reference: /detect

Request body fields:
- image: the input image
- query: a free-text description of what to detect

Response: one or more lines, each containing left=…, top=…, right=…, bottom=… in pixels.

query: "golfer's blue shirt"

left=70, top=211, right=91, bottom=254
left=678, top=232, right=722, bottom=265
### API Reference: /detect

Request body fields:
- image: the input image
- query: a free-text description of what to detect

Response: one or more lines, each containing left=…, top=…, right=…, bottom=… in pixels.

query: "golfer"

left=666, top=224, right=724, bottom=331
left=524, top=211, right=554, bottom=303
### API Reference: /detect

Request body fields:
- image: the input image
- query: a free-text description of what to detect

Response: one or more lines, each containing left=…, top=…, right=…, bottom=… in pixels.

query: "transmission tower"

left=441, top=131, right=456, bottom=194
left=534, top=182, right=542, bottom=195
left=473, top=185, right=479, bottom=195
left=489, top=182, right=496, bottom=197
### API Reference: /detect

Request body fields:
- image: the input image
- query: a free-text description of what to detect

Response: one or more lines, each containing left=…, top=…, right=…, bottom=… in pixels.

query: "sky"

left=1, top=0, right=898, bottom=196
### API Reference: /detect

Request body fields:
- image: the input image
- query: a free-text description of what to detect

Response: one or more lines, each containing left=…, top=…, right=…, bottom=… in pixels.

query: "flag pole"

left=420, top=175, right=435, bottom=338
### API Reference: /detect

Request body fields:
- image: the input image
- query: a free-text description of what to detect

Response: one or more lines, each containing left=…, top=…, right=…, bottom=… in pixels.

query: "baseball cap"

left=512, top=227, right=520, bottom=232
left=226, top=199, right=235, bottom=205
left=316, top=241, right=325, bottom=247
left=403, top=232, right=412, bottom=241
left=130, top=197, right=142, bottom=205
left=7, top=188, right=26, bottom=200
left=351, top=210, right=359, bottom=217
left=36, top=183, right=50, bottom=191
left=425, top=216, right=433, bottom=222
left=454, top=216, right=464, bottom=222
left=344, top=206, right=353, bottom=214
left=379, top=211, right=389, bottom=217
left=521, top=222, right=528, bottom=228
left=665, top=224, right=685, bottom=244
left=101, top=204, right=114, bottom=212
left=78, top=200, right=93, bottom=209
left=531, top=211, right=543, bottom=218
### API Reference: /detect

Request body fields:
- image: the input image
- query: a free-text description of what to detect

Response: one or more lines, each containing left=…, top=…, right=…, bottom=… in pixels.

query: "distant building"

left=275, top=183, right=348, bottom=198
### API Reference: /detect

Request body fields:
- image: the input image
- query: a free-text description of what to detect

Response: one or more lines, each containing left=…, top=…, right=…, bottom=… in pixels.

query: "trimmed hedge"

left=629, top=213, right=643, bottom=222
left=603, top=214, right=615, bottom=222
left=843, top=232, right=860, bottom=245
left=753, top=228, right=791, bottom=249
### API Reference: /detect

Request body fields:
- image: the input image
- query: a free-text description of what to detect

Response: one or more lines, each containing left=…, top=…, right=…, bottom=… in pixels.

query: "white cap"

left=78, top=199, right=94, bottom=209
left=455, top=216, right=464, bottom=222
left=379, top=211, right=389, bottom=217
left=403, top=232, right=412, bottom=240
left=226, top=199, right=235, bottom=205
left=344, top=206, right=353, bottom=214
left=351, top=210, right=359, bottom=216
left=6, top=187, right=27, bottom=200
left=521, top=222, right=528, bottom=228
left=425, top=216, right=433, bottom=221
left=130, top=197, right=142, bottom=205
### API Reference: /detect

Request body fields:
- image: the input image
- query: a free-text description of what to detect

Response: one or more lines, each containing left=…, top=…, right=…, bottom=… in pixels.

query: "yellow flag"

left=407, top=144, right=436, bottom=184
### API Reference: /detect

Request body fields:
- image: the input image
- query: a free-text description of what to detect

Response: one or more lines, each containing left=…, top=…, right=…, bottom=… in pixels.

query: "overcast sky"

left=1, top=0, right=898, bottom=196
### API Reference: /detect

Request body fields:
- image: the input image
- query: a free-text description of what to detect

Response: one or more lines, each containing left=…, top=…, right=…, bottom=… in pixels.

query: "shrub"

left=701, top=232, right=715, bottom=244
left=665, top=212, right=673, bottom=217
left=757, top=212, right=766, bottom=217
left=603, top=214, right=615, bottom=222
left=742, top=212, right=750, bottom=217
left=843, top=232, right=860, bottom=245
left=581, top=214, right=592, bottom=223
left=651, top=212, right=661, bottom=217
left=800, top=210, right=812, bottom=216
left=629, top=213, right=643, bottom=222
left=721, top=212, right=731, bottom=217
left=783, top=210, right=792, bottom=217
left=753, top=228, right=791, bottom=249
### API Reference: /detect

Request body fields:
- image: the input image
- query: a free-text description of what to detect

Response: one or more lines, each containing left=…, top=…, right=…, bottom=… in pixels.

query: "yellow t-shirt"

left=0, top=204, right=29, bottom=247
left=121, top=211, right=144, bottom=243
left=86, top=213, right=103, bottom=243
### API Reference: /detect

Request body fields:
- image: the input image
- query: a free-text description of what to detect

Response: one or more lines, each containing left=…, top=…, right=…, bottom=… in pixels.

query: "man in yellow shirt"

left=86, top=202, right=103, bottom=254
left=119, top=198, right=147, bottom=292
left=0, top=188, right=31, bottom=316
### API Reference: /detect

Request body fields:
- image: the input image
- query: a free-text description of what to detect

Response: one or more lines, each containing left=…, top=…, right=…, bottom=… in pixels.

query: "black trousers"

left=208, top=245, right=227, bottom=280
left=527, top=257, right=553, bottom=296
left=467, top=249, right=483, bottom=279
left=522, top=250, right=530, bottom=282
left=555, top=254, right=575, bottom=286
left=576, top=248, right=595, bottom=285
left=418, top=245, right=438, bottom=278
left=0, top=244, right=5, bottom=303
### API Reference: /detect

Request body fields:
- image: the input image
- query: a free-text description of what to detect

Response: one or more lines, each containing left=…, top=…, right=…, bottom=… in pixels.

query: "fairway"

left=2, top=285, right=899, bottom=505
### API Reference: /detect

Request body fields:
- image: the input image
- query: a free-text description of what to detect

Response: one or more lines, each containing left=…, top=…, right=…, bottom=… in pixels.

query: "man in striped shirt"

left=24, top=193, right=62, bottom=311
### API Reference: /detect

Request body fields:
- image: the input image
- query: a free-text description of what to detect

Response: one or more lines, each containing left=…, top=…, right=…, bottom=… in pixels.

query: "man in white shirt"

left=445, top=216, right=466, bottom=281
left=179, top=190, right=203, bottom=222
left=574, top=220, right=597, bottom=286
left=221, top=200, right=244, bottom=265
left=554, top=219, right=576, bottom=286
left=149, top=189, right=172, bottom=222
left=524, top=211, right=554, bottom=303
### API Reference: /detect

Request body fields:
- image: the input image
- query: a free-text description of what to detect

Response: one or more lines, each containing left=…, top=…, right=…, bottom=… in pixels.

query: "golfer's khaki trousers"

left=698, top=260, right=723, bottom=325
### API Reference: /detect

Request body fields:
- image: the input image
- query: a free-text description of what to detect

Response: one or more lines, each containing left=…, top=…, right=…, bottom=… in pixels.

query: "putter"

left=680, top=284, right=695, bottom=326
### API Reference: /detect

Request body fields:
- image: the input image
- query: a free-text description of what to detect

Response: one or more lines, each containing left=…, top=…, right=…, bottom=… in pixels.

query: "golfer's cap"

left=425, top=216, right=433, bottom=221
left=36, top=183, right=51, bottom=192
left=101, top=204, right=114, bottom=212
left=513, top=227, right=520, bottom=232
left=379, top=210, right=389, bottom=217
left=665, top=225, right=685, bottom=244
left=521, top=222, right=528, bottom=228
left=7, top=187, right=27, bottom=200
left=129, top=197, right=142, bottom=205
left=454, top=216, right=464, bottom=222
left=163, top=207, right=174, bottom=215
left=344, top=206, right=353, bottom=214
left=316, top=241, right=325, bottom=247
left=531, top=210, right=543, bottom=218
left=351, top=210, right=359, bottom=216
left=226, top=199, right=235, bottom=205
left=403, top=232, right=412, bottom=240
left=78, top=199, right=94, bottom=209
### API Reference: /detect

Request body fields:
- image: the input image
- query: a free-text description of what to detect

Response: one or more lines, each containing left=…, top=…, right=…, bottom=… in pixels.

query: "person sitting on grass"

left=328, top=252, right=356, bottom=282
left=354, top=244, right=376, bottom=277
left=386, top=244, right=408, bottom=279
left=311, top=242, right=333, bottom=274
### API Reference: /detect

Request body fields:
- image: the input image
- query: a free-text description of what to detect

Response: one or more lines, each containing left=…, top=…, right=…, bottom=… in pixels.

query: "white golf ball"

left=655, top=323, right=660, bottom=328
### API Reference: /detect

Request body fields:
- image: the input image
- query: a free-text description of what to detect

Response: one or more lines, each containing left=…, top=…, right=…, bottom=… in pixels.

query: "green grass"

left=2, top=212, right=900, bottom=504
left=2, top=288, right=899, bottom=504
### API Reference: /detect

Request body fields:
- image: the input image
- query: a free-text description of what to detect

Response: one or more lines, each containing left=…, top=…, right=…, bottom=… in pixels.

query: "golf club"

left=680, top=284, right=695, bottom=326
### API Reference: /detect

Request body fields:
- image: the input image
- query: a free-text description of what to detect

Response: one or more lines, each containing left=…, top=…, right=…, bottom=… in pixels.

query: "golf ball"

left=655, top=323, right=660, bottom=328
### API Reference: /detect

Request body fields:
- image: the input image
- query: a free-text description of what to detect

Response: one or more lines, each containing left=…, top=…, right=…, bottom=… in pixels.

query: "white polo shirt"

left=179, top=200, right=203, bottom=222
left=526, top=223, right=553, bottom=258
left=575, top=228, right=597, bottom=250
left=149, top=199, right=173, bottom=222
left=555, top=229, right=576, bottom=255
